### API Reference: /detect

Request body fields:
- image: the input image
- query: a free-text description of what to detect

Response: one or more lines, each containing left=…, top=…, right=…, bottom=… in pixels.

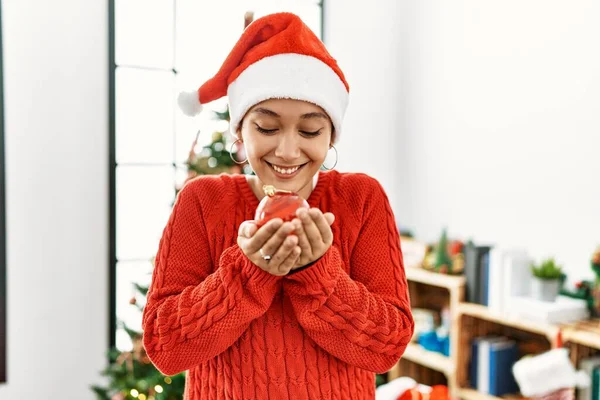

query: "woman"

left=142, top=12, right=414, bottom=400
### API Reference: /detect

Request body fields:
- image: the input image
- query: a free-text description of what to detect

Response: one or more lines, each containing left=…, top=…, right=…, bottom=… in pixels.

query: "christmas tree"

left=91, top=280, right=186, bottom=400
left=92, top=11, right=254, bottom=397
left=92, top=106, right=245, bottom=400
left=181, top=106, right=248, bottom=189
left=434, top=228, right=453, bottom=274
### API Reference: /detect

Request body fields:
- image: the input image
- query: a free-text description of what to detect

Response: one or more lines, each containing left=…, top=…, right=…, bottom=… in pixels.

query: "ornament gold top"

left=262, top=185, right=276, bottom=196
left=262, top=185, right=293, bottom=196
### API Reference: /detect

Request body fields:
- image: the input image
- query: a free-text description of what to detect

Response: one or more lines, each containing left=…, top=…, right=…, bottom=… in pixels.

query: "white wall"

left=324, top=0, right=408, bottom=216
left=327, top=1, right=600, bottom=279
left=0, top=0, right=108, bottom=398
left=398, top=1, right=599, bottom=279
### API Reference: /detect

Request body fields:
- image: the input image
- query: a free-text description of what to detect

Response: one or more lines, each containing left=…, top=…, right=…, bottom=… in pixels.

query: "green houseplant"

left=530, top=258, right=563, bottom=302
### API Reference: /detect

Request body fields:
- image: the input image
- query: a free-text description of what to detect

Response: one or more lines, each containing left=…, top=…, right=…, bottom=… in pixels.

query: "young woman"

left=142, top=12, right=414, bottom=400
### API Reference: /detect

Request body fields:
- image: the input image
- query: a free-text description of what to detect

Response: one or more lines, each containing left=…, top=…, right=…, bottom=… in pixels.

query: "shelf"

left=402, top=342, right=454, bottom=376
left=405, top=267, right=466, bottom=290
left=457, top=303, right=560, bottom=343
left=457, top=389, right=501, bottom=400
left=563, top=327, right=600, bottom=350
left=457, top=388, right=524, bottom=400
left=457, top=388, right=500, bottom=400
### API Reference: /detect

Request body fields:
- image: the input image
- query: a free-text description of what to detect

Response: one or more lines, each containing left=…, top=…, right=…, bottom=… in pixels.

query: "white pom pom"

left=177, top=90, right=203, bottom=116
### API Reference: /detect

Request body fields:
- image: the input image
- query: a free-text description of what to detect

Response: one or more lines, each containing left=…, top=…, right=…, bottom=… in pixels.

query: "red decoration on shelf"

left=449, top=240, right=464, bottom=256
left=254, top=185, right=309, bottom=228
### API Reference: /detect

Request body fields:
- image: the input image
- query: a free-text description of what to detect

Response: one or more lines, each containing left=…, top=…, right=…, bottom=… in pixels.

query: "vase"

left=531, top=277, right=560, bottom=302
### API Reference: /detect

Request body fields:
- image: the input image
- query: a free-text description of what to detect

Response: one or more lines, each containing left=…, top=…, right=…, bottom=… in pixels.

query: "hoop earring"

left=229, top=138, right=248, bottom=165
left=322, top=145, right=338, bottom=170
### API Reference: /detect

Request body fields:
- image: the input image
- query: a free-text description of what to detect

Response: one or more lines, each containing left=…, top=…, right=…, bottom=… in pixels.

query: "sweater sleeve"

left=142, top=181, right=281, bottom=376
left=283, top=178, right=414, bottom=374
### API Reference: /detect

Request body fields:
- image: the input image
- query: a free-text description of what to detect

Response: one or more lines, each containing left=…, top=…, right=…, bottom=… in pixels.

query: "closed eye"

left=300, top=129, right=322, bottom=137
left=255, top=124, right=278, bottom=134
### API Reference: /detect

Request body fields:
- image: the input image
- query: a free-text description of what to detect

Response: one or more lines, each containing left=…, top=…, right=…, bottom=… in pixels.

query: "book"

left=489, top=340, right=519, bottom=396
left=487, top=248, right=506, bottom=313
left=510, top=295, right=589, bottom=324
left=593, top=368, right=600, bottom=400
left=478, top=250, right=490, bottom=306
left=502, top=250, right=531, bottom=310
left=477, top=339, right=491, bottom=393
left=471, top=336, right=519, bottom=395
left=465, top=243, right=491, bottom=304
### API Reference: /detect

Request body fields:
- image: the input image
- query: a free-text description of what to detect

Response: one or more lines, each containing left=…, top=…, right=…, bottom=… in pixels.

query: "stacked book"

left=470, top=336, right=519, bottom=396
left=464, top=243, right=589, bottom=324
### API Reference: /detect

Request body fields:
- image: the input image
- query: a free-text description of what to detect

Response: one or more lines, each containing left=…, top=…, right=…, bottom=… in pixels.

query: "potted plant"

left=530, top=258, right=563, bottom=302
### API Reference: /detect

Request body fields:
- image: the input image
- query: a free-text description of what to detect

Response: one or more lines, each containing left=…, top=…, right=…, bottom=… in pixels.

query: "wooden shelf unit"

left=455, top=302, right=561, bottom=399
left=401, top=342, right=454, bottom=376
left=405, top=267, right=466, bottom=291
left=457, top=303, right=560, bottom=342
left=389, top=270, right=600, bottom=399
left=562, top=319, right=600, bottom=369
left=387, top=267, right=465, bottom=393
left=456, top=388, right=502, bottom=400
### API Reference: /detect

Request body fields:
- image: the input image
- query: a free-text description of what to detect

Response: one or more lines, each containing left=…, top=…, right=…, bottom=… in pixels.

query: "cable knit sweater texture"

left=142, top=170, right=414, bottom=400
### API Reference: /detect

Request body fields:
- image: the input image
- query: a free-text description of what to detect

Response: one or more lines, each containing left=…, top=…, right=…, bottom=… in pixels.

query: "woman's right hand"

left=237, top=218, right=302, bottom=276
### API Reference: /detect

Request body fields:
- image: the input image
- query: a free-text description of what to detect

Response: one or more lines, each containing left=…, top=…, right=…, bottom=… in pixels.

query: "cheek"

left=241, top=137, right=269, bottom=167
left=243, top=143, right=260, bottom=163
left=306, top=141, right=330, bottom=162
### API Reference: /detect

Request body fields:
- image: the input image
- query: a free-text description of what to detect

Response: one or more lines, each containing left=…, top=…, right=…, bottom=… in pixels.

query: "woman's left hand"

left=290, top=208, right=335, bottom=270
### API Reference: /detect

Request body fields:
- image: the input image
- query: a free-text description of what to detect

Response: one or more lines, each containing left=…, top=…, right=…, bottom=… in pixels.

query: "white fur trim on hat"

left=177, top=90, right=203, bottom=116
left=227, top=53, right=349, bottom=140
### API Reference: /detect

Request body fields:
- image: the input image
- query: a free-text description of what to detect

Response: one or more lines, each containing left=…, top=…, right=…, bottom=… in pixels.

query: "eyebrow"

left=251, top=107, right=280, bottom=117
left=300, top=112, right=328, bottom=120
left=251, top=107, right=328, bottom=120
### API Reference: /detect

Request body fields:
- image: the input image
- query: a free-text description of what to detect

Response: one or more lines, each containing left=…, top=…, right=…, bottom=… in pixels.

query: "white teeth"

left=272, top=164, right=301, bottom=174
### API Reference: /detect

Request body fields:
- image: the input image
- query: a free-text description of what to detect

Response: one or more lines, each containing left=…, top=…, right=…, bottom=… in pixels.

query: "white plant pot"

left=531, top=277, right=560, bottom=302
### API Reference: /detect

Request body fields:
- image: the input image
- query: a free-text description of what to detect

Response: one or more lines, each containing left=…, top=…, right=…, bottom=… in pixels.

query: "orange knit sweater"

left=142, top=170, right=414, bottom=400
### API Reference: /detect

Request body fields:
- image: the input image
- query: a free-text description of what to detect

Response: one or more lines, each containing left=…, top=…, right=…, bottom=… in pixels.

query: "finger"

left=237, top=223, right=252, bottom=248
left=314, top=212, right=334, bottom=245
left=238, top=220, right=258, bottom=238
left=244, top=218, right=283, bottom=254
left=269, top=235, right=298, bottom=273
left=324, top=212, right=335, bottom=226
left=260, top=221, right=295, bottom=256
left=291, top=218, right=311, bottom=255
left=301, top=208, right=323, bottom=250
left=279, top=245, right=302, bottom=273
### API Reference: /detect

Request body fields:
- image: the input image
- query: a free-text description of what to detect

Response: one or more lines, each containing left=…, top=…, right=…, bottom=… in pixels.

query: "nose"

left=274, top=132, right=301, bottom=161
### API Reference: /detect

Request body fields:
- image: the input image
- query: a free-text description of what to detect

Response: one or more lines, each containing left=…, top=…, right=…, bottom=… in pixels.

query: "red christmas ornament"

left=254, top=185, right=309, bottom=227
left=449, top=241, right=464, bottom=256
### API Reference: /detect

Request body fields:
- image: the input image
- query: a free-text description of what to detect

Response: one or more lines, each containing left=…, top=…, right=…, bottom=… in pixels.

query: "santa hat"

left=177, top=12, right=349, bottom=140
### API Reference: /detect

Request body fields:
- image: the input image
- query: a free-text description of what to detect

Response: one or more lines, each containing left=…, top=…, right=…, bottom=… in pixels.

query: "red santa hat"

left=177, top=12, right=350, bottom=141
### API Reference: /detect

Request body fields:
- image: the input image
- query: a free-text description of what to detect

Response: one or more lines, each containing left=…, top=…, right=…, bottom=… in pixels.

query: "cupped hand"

left=237, top=218, right=302, bottom=276
left=289, top=208, right=335, bottom=269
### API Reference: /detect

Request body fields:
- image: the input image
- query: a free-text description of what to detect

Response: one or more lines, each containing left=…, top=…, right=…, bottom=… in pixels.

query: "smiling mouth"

left=266, top=161, right=308, bottom=175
